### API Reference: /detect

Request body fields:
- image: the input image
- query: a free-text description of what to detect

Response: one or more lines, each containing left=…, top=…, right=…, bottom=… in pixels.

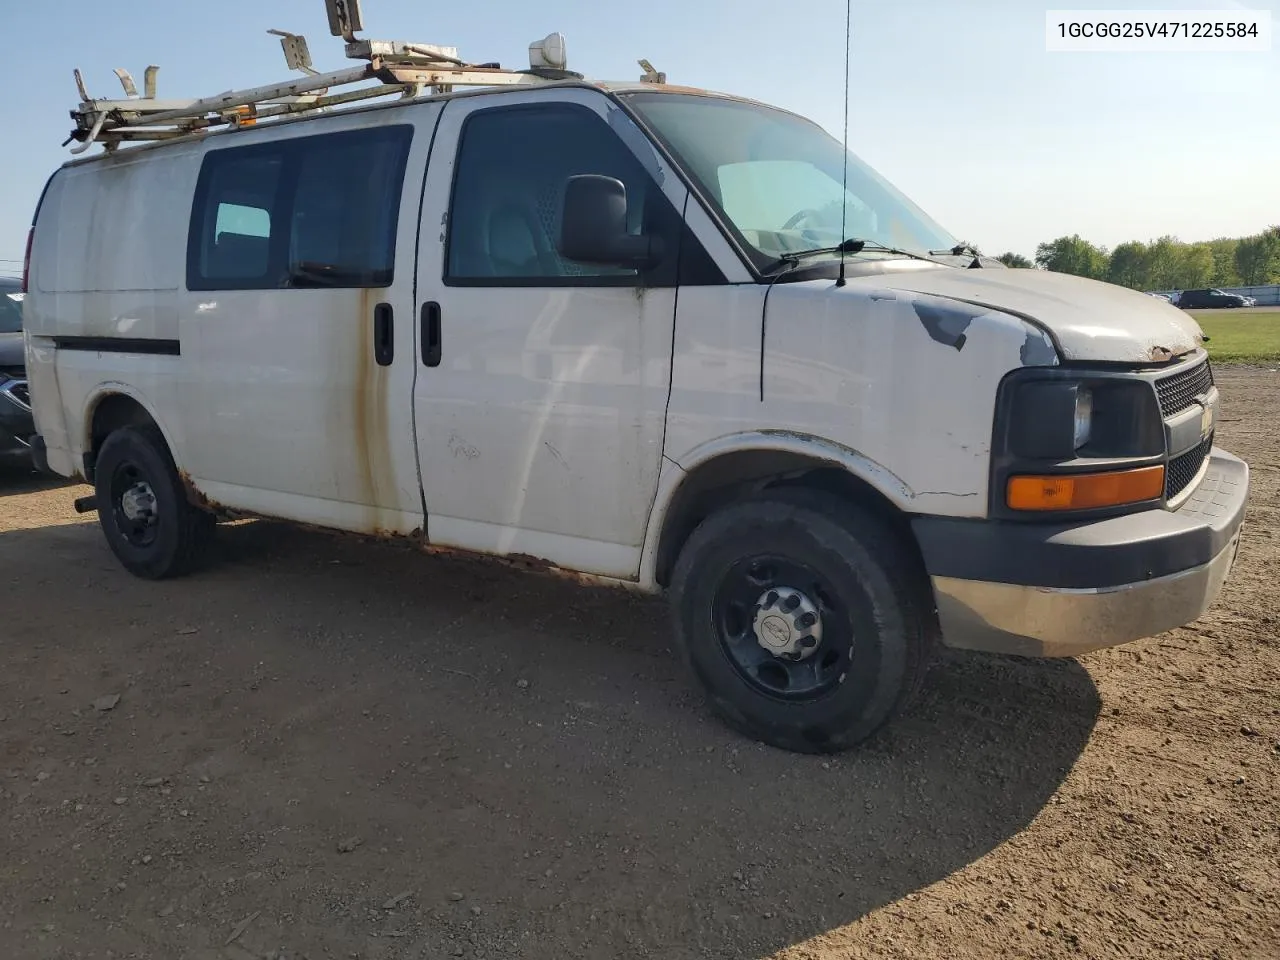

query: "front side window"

left=446, top=103, right=679, bottom=285
left=621, top=92, right=958, bottom=273
left=188, top=125, right=413, bottom=290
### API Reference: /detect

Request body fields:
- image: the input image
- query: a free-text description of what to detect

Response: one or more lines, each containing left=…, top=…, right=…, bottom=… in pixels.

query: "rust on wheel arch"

left=177, top=468, right=229, bottom=516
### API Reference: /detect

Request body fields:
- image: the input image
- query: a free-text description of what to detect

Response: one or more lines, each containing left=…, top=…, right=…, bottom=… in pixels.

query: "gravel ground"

left=0, top=367, right=1276, bottom=960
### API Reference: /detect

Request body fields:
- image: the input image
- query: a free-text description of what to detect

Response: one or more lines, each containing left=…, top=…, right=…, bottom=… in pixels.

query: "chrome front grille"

left=1167, top=432, right=1213, bottom=501
left=1154, top=357, right=1213, bottom=418
left=1152, top=356, right=1216, bottom=504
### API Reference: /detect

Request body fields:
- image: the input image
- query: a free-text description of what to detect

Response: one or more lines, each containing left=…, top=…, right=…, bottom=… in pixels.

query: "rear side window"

left=187, top=125, right=413, bottom=291
left=215, top=203, right=271, bottom=240
left=199, top=154, right=282, bottom=285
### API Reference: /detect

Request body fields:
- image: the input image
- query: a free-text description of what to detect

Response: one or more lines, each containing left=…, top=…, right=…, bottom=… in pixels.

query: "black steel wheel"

left=712, top=554, right=853, bottom=702
left=107, top=458, right=160, bottom=550
left=94, top=425, right=215, bottom=579
left=670, top=488, right=935, bottom=754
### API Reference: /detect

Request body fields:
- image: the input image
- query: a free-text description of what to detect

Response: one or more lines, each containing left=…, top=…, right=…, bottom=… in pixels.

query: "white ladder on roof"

left=65, top=0, right=592, bottom=155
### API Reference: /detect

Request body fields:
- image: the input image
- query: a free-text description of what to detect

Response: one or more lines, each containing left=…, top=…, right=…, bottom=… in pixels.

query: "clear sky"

left=1, top=0, right=1276, bottom=277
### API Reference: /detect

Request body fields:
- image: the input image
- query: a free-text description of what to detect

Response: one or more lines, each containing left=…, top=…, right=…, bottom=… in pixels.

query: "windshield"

left=621, top=92, right=958, bottom=272
left=0, top=291, right=22, bottom=334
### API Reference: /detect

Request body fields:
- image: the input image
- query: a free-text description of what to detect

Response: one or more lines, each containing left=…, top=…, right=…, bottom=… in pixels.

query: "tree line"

left=992, top=226, right=1280, bottom=291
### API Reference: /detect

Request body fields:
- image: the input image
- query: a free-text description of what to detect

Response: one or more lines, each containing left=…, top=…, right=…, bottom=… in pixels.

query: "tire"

left=669, top=488, right=935, bottom=754
left=93, top=425, right=215, bottom=579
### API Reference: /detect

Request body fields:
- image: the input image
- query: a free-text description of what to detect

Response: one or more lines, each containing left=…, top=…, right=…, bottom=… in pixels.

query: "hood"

left=0, top=333, right=24, bottom=371
left=856, top=266, right=1204, bottom=363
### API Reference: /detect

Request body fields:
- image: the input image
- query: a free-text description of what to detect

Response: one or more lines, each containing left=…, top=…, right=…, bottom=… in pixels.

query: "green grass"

left=1185, top=307, right=1280, bottom=364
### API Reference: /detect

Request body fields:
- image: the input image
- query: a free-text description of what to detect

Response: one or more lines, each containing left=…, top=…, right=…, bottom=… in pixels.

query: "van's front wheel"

left=94, top=426, right=215, bottom=579
left=669, top=490, right=933, bottom=754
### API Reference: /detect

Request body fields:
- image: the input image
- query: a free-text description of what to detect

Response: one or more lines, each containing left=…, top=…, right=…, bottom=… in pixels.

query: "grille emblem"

left=1195, top=392, right=1215, bottom=440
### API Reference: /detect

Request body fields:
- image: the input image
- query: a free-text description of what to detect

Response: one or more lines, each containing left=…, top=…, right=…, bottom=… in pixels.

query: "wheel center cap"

left=751, top=586, right=823, bottom=661
left=759, top=615, right=792, bottom=650
left=120, top=482, right=157, bottom=523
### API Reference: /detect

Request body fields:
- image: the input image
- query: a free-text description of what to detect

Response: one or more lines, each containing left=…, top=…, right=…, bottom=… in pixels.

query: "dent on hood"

left=867, top=267, right=1205, bottom=364
left=1060, top=325, right=1202, bottom=363
left=1149, top=312, right=1207, bottom=362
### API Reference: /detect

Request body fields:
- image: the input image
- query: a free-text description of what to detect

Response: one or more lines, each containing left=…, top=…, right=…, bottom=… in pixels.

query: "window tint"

left=716, top=160, right=879, bottom=241
left=199, top=154, right=282, bottom=284
left=623, top=93, right=959, bottom=270
left=215, top=203, right=271, bottom=240
left=289, top=134, right=407, bottom=286
left=188, top=125, right=412, bottom=290
left=0, top=292, right=22, bottom=334
left=446, top=104, right=676, bottom=285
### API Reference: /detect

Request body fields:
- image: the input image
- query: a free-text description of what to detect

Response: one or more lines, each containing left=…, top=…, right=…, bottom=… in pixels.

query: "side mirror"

left=558, top=174, right=660, bottom=268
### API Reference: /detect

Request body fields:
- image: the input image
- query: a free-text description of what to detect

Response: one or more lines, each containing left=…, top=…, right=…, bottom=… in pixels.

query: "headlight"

left=1073, top=388, right=1093, bottom=449
left=993, top=370, right=1167, bottom=518
left=998, top=377, right=1161, bottom=462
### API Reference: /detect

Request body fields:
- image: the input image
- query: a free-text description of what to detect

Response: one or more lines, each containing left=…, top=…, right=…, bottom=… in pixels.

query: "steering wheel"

left=781, top=208, right=826, bottom=232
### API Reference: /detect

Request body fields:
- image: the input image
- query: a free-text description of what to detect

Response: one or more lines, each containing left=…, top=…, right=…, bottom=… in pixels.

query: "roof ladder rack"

left=65, top=0, right=581, bottom=154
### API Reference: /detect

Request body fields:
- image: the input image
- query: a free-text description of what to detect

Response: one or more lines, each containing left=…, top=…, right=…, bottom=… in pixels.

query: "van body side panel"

left=25, top=148, right=203, bottom=476
left=32, top=148, right=196, bottom=303
left=174, top=103, right=444, bottom=534
left=663, top=280, right=1049, bottom=519
left=413, top=88, right=689, bottom=578
left=22, top=337, right=73, bottom=476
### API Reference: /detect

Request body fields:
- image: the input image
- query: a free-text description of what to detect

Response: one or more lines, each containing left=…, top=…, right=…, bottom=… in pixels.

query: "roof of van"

left=597, top=81, right=751, bottom=100
left=58, top=78, right=798, bottom=169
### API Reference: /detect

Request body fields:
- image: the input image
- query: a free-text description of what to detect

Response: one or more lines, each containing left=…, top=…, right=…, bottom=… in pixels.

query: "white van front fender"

left=638, top=431, right=915, bottom=590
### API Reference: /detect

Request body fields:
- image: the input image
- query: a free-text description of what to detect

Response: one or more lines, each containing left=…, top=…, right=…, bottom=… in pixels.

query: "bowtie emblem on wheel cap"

left=752, top=587, right=823, bottom=661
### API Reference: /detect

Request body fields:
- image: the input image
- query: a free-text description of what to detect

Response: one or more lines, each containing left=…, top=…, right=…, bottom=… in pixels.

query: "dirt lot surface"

left=1, top=369, right=1277, bottom=960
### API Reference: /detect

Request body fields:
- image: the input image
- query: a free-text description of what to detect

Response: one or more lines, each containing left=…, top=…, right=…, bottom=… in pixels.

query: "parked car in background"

left=0, top=278, right=35, bottom=458
left=1178, top=288, right=1253, bottom=309
left=1147, top=293, right=1173, bottom=303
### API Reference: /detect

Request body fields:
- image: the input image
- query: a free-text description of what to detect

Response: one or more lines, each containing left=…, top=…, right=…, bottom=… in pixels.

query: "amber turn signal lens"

left=1006, top=465, right=1165, bottom=511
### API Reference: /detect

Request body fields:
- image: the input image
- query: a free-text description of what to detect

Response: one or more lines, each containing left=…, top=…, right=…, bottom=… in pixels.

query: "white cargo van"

left=21, top=5, right=1248, bottom=752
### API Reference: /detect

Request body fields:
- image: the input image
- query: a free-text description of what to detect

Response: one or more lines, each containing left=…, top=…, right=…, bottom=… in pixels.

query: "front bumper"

left=913, top=447, right=1249, bottom=657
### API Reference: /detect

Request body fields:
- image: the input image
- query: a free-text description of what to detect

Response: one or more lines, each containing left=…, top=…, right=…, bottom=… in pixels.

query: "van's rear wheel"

left=669, top=489, right=933, bottom=754
left=94, top=425, right=215, bottom=579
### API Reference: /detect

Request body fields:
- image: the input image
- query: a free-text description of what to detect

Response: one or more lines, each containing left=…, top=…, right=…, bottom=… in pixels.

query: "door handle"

left=421, top=301, right=442, bottom=367
left=373, top=302, right=394, bottom=366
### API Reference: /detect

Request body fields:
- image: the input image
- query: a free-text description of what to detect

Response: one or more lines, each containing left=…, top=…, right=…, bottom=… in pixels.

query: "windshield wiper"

left=929, top=242, right=979, bottom=257
left=769, top=238, right=942, bottom=274
left=928, top=242, right=985, bottom=268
